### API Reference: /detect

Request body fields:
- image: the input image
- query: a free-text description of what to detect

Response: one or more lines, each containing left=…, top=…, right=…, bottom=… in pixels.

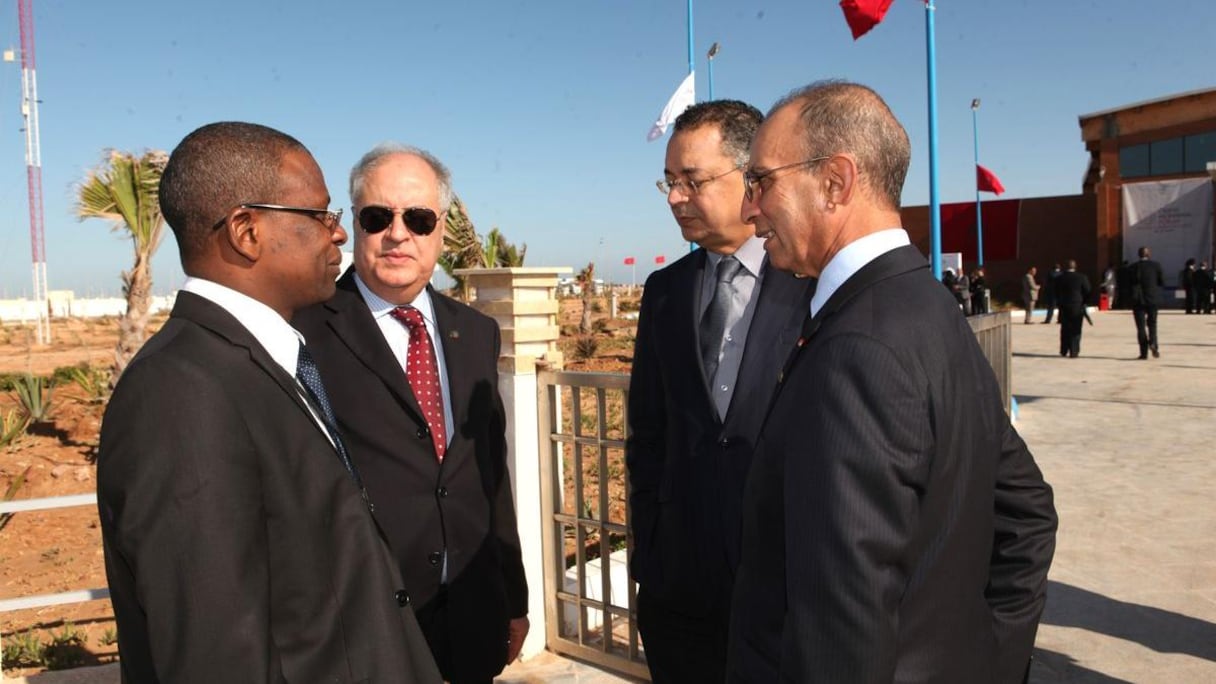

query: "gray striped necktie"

left=699, top=256, right=743, bottom=382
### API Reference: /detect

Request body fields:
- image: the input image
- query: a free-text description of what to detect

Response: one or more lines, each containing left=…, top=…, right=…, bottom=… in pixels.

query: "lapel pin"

left=448, top=330, right=460, bottom=340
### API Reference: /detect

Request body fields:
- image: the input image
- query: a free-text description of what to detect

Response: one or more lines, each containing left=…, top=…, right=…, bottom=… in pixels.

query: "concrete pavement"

left=6, top=308, right=1214, bottom=682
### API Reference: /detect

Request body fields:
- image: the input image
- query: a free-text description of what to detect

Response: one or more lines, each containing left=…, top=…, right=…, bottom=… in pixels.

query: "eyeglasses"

left=213, top=203, right=343, bottom=231
left=356, top=206, right=440, bottom=236
left=742, top=156, right=831, bottom=202
left=656, top=165, right=741, bottom=196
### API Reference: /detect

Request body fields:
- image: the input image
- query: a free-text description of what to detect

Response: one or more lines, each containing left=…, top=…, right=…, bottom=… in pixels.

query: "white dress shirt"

left=700, top=235, right=768, bottom=420
left=810, top=229, right=911, bottom=318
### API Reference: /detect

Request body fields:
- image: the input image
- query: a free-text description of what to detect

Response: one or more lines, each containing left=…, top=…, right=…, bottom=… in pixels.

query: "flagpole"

left=925, top=1, right=942, bottom=279
left=971, top=98, right=984, bottom=267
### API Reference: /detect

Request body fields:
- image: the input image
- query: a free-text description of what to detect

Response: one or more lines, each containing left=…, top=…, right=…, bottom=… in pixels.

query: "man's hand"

left=505, top=616, right=530, bottom=665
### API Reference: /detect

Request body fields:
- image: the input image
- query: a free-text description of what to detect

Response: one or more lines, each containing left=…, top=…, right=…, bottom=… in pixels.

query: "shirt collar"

left=353, top=273, right=437, bottom=327
left=810, top=229, right=910, bottom=317
left=181, top=277, right=305, bottom=376
left=705, top=234, right=767, bottom=278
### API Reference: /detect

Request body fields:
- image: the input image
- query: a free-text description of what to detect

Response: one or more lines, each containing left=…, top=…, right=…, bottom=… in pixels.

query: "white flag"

left=647, top=71, right=695, bottom=142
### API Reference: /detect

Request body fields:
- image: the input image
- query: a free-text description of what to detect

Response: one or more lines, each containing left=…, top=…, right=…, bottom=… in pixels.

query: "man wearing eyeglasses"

left=726, top=81, right=1057, bottom=683
left=626, top=100, right=814, bottom=683
left=97, top=123, right=441, bottom=682
left=294, top=143, right=527, bottom=684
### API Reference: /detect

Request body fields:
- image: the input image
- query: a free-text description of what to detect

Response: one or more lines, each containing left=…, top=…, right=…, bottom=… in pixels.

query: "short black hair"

left=160, top=122, right=307, bottom=261
left=673, top=100, right=763, bottom=167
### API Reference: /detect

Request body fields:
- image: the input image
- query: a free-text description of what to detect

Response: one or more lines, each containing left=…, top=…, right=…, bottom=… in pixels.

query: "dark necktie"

left=699, top=255, right=743, bottom=383
left=390, top=306, right=448, bottom=461
left=296, top=343, right=361, bottom=485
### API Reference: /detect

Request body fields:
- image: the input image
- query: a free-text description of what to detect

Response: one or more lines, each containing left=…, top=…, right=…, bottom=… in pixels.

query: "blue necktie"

left=296, top=343, right=361, bottom=486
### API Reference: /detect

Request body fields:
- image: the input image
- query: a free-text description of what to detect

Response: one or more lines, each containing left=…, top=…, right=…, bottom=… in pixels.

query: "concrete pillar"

left=453, top=266, right=569, bottom=661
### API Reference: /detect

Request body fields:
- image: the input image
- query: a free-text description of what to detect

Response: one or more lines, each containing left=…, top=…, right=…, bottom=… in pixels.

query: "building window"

left=1150, top=137, right=1184, bottom=175
left=1184, top=132, right=1216, bottom=173
left=1120, top=144, right=1150, bottom=178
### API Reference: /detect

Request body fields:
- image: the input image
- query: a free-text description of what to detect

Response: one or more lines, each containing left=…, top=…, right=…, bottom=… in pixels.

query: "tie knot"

left=391, top=306, right=427, bottom=332
left=717, top=256, right=743, bottom=283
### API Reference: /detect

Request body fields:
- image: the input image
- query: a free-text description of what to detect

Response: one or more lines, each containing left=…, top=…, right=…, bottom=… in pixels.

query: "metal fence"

left=536, top=369, right=648, bottom=680
left=967, top=310, right=1013, bottom=414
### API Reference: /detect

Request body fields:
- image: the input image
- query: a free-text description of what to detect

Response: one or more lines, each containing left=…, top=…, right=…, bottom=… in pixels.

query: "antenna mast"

left=17, top=0, right=49, bottom=343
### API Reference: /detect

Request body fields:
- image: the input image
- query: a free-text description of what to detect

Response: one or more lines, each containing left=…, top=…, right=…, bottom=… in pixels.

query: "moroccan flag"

left=624, top=257, right=635, bottom=265
left=655, top=255, right=666, bottom=265
left=977, top=164, right=1005, bottom=195
left=840, top=0, right=895, bottom=39
left=647, top=72, right=696, bottom=142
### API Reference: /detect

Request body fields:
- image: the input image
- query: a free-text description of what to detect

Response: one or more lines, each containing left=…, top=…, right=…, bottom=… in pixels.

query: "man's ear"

left=223, top=207, right=261, bottom=263
left=824, top=153, right=859, bottom=207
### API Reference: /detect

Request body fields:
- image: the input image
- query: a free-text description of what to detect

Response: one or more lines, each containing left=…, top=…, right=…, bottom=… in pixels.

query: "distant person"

left=1196, top=261, right=1214, bottom=314
left=294, top=143, right=529, bottom=683
left=1055, top=259, right=1092, bottom=358
left=1181, top=258, right=1198, bottom=314
left=1130, top=246, right=1165, bottom=359
left=728, top=80, right=1057, bottom=683
left=1022, top=266, right=1040, bottom=323
left=627, top=100, right=814, bottom=683
left=1101, top=263, right=1117, bottom=309
left=96, top=122, right=441, bottom=682
left=1042, top=263, right=1061, bottom=323
left=970, top=267, right=989, bottom=314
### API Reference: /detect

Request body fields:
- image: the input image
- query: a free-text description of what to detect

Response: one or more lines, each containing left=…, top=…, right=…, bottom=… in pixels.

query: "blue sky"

left=1, top=0, right=1213, bottom=297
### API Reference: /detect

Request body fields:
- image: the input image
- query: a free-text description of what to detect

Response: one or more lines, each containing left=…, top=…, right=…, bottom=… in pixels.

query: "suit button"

left=417, top=426, right=429, bottom=439
left=395, top=590, right=410, bottom=606
left=719, top=438, right=731, bottom=448
left=437, top=486, right=448, bottom=498
left=428, top=551, right=442, bottom=566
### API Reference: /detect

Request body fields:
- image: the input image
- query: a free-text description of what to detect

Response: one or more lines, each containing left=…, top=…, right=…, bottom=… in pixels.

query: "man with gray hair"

left=728, top=81, right=1057, bottom=683
left=295, top=143, right=528, bottom=684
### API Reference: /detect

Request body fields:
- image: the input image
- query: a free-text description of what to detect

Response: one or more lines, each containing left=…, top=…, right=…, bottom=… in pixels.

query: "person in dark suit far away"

left=627, top=100, right=814, bottom=683
left=727, top=80, right=1058, bottom=683
left=97, top=122, right=441, bottom=683
left=294, top=143, right=527, bottom=684
left=1131, top=245, right=1166, bottom=359
left=1055, top=259, right=1092, bottom=357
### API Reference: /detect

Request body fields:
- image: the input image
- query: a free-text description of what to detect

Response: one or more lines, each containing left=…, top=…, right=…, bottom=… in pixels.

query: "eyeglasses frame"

left=656, top=165, right=742, bottom=196
left=212, top=203, right=343, bottom=231
left=742, top=155, right=832, bottom=202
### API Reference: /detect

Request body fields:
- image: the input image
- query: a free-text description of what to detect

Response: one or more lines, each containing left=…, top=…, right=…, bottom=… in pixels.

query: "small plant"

left=0, top=466, right=31, bottom=531
left=593, top=318, right=611, bottom=334
left=574, top=336, right=600, bottom=361
left=12, top=374, right=55, bottom=425
left=66, top=364, right=112, bottom=404
left=99, top=627, right=118, bottom=647
left=44, top=622, right=89, bottom=670
left=2, top=629, right=46, bottom=668
left=0, top=409, right=29, bottom=449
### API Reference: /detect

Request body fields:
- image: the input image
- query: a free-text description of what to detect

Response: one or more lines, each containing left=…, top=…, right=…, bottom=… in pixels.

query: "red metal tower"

left=18, top=0, right=49, bottom=343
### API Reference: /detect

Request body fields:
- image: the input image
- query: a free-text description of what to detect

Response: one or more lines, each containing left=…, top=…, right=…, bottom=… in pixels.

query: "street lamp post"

left=707, top=42, right=720, bottom=100
left=971, top=98, right=984, bottom=267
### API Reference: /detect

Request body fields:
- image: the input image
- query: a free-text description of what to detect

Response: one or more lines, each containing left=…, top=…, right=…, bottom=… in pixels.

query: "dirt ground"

left=0, top=295, right=636, bottom=676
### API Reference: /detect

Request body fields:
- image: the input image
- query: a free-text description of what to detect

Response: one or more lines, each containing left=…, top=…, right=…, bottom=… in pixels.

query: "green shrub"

left=574, top=336, right=600, bottom=361
left=65, top=365, right=111, bottom=404
left=12, top=374, right=55, bottom=424
left=44, top=622, right=88, bottom=670
left=0, top=410, right=28, bottom=449
left=2, top=630, right=46, bottom=668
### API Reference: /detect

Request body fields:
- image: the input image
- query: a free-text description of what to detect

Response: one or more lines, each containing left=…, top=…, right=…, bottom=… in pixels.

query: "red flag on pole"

left=976, top=164, right=1005, bottom=195
left=840, top=0, right=895, bottom=39
left=654, top=255, right=666, bottom=265
left=623, top=257, right=635, bottom=265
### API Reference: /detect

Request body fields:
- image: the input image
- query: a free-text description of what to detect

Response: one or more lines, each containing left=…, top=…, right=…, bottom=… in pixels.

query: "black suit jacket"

left=1054, top=270, right=1091, bottom=316
left=1131, top=259, right=1165, bottom=307
left=98, top=291, right=441, bottom=683
left=728, top=245, right=1057, bottom=683
left=626, top=248, right=814, bottom=613
left=294, top=271, right=526, bottom=682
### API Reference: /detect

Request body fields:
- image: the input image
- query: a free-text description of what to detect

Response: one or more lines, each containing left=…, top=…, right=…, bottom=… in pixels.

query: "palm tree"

left=76, top=149, right=169, bottom=385
left=576, top=262, right=596, bottom=334
left=438, top=195, right=527, bottom=299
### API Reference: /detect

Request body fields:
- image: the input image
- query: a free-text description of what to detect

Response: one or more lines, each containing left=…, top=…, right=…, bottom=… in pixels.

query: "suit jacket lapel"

left=430, top=287, right=473, bottom=434
left=172, top=291, right=333, bottom=448
left=321, top=272, right=429, bottom=426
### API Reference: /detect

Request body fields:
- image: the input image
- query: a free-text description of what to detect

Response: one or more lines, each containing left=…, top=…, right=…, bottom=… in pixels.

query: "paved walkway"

left=7, top=309, right=1215, bottom=682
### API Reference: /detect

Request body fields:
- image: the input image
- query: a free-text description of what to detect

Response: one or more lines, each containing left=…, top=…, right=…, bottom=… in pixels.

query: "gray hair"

left=349, top=142, right=452, bottom=213
left=771, top=80, right=911, bottom=210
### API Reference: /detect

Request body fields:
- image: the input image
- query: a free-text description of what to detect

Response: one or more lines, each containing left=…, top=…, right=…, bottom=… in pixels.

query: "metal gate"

left=536, top=369, right=648, bottom=680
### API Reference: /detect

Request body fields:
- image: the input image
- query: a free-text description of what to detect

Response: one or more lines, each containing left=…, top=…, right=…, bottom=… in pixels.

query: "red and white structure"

left=16, top=0, right=50, bottom=343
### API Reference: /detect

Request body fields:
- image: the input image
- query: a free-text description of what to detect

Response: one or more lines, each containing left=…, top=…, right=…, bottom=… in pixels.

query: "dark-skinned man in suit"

left=727, top=81, right=1058, bottom=683
left=1131, top=245, right=1165, bottom=359
left=1055, top=259, right=1092, bottom=358
left=97, top=122, right=440, bottom=682
left=294, top=143, right=527, bottom=684
left=627, top=100, right=814, bottom=683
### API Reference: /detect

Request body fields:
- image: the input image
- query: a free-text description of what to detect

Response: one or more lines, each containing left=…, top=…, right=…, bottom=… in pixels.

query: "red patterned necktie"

left=390, top=306, right=447, bottom=461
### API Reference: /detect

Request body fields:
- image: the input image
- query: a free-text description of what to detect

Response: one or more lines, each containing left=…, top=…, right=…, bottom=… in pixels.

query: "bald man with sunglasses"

left=294, top=143, right=528, bottom=684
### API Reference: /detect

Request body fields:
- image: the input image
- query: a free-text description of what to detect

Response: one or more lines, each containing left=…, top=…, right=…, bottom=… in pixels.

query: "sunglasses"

left=356, top=206, right=440, bottom=235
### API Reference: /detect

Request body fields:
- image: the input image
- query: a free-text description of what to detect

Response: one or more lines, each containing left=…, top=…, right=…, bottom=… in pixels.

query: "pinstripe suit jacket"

left=727, top=245, right=1058, bottom=683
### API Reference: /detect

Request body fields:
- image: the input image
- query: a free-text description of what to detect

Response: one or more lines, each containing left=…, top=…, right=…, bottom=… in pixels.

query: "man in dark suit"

left=97, top=123, right=440, bottom=682
left=1055, top=259, right=1092, bottom=358
left=294, top=144, right=527, bottom=684
left=1131, top=245, right=1165, bottom=359
left=728, top=81, right=1058, bottom=683
left=1042, top=263, right=1062, bottom=323
left=627, top=101, right=814, bottom=683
